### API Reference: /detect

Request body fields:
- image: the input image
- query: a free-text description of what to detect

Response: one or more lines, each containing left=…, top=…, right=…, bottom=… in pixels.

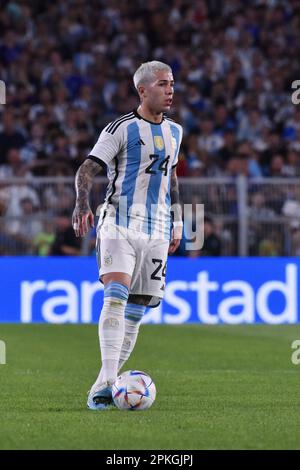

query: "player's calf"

left=99, top=281, right=129, bottom=384
left=118, top=303, right=146, bottom=371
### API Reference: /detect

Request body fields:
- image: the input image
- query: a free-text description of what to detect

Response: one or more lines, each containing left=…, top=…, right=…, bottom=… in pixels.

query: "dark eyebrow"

left=158, top=80, right=175, bottom=84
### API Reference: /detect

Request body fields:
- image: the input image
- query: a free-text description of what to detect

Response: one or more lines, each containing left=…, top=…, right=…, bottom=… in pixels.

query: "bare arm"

left=170, top=167, right=182, bottom=221
left=168, top=168, right=183, bottom=254
left=72, top=159, right=101, bottom=237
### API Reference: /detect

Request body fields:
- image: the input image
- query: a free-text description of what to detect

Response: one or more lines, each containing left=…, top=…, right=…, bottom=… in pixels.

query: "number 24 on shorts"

left=151, top=259, right=167, bottom=280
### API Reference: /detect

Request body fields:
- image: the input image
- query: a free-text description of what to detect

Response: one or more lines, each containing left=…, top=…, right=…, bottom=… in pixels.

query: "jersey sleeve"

left=88, top=125, right=123, bottom=165
left=172, top=124, right=183, bottom=168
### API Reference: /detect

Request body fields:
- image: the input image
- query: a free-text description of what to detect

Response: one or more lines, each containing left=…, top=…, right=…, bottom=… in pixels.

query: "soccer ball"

left=112, top=370, right=156, bottom=410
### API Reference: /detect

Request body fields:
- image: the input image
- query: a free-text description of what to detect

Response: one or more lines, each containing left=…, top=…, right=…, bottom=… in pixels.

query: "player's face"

left=144, top=71, right=174, bottom=112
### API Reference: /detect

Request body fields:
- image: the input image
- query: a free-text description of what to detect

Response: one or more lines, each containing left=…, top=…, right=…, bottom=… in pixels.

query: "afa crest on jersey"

left=154, top=136, right=164, bottom=151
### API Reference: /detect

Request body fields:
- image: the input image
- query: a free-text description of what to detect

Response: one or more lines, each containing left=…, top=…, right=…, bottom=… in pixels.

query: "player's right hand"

left=72, top=205, right=94, bottom=237
left=168, top=225, right=183, bottom=254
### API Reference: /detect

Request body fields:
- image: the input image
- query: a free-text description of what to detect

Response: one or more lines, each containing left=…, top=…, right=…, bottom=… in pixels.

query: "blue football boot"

left=87, top=382, right=115, bottom=410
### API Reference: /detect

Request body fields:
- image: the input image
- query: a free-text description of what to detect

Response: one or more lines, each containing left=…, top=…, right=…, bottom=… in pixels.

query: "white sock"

left=118, top=318, right=142, bottom=371
left=96, top=282, right=129, bottom=386
left=91, top=317, right=140, bottom=393
left=118, top=303, right=146, bottom=372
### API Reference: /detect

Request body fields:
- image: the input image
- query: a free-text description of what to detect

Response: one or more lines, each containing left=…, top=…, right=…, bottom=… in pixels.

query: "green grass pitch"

left=0, top=323, right=300, bottom=450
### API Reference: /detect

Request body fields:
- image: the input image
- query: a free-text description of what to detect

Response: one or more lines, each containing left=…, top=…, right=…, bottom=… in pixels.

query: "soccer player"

left=72, top=61, right=183, bottom=409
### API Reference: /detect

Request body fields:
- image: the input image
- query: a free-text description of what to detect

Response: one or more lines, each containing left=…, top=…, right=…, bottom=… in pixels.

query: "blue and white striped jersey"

left=89, top=109, right=183, bottom=239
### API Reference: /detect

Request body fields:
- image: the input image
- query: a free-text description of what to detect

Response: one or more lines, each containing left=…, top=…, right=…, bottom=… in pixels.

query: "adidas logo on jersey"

left=126, top=138, right=145, bottom=152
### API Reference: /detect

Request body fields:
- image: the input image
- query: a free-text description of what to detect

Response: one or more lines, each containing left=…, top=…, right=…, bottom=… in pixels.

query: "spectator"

left=0, top=0, right=297, bottom=182
left=0, top=147, right=31, bottom=178
left=248, top=191, right=276, bottom=221
left=268, top=154, right=286, bottom=177
left=199, top=216, right=222, bottom=256
left=282, top=186, right=300, bottom=229
left=218, top=130, right=237, bottom=167
left=51, top=210, right=81, bottom=256
left=0, top=110, right=26, bottom=164
left=33, top=221, right=55, bottom=256
left=197, top=115, right=224, bottom=156
left=0, top=0, right=299, bottom=257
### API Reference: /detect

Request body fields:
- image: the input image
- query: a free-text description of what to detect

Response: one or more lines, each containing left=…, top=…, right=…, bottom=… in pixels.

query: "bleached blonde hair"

left=133, top=61, right=172, bottom=91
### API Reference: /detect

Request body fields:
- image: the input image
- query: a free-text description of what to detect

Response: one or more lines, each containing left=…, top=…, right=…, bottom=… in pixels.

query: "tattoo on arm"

left=170, top=168, right=182, bottom=222
left=75, top=159, right=101, bottom=211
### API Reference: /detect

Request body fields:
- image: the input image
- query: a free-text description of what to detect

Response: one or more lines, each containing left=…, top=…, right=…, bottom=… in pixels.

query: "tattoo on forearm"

left=170, top=169, right=182, bottom=222
left=170, top=170, right=180, bottom=204
left=75, top=159, right=100, bottom=211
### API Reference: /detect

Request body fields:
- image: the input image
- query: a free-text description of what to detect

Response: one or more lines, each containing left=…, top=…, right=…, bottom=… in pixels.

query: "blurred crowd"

left=1, top=0, right=300, bottom=256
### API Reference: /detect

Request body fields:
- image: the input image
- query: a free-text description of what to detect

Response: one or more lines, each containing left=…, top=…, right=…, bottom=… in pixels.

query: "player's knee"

left=104, top=281, right=129, bottom=302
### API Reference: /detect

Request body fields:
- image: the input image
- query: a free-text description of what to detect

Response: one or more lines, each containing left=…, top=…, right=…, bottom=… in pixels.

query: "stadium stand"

left=0, top=0, right=300, bottom=255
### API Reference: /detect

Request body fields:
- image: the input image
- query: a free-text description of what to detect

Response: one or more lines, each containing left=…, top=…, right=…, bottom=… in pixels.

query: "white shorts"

left=96, top=222, right=169, bottom=307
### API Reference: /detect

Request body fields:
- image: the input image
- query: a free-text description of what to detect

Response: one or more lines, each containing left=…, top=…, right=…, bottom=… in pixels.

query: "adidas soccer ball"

left=112, top=370, right=156, bottom=410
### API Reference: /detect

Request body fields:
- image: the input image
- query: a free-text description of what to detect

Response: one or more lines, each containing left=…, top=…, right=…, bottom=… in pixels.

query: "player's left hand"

left=72, top=205, right=94, bottom=237
left=168, top=225, right=182, bottom=254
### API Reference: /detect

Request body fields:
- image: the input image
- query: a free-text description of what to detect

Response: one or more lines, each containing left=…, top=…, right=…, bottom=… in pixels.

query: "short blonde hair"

left=133, top=61, right=172, bottom=90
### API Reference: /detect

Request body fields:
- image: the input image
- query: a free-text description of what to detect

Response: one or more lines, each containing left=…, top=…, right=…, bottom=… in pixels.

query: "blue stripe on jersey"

left=170, top=124, right=180, bottom=166
left=165, top=124, right=180, bottom=238
left=116, top=121, right=142, bottom=227
left=165, top=165, right=172, bottom=237
left=142, top=123, right=166, bottom=235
